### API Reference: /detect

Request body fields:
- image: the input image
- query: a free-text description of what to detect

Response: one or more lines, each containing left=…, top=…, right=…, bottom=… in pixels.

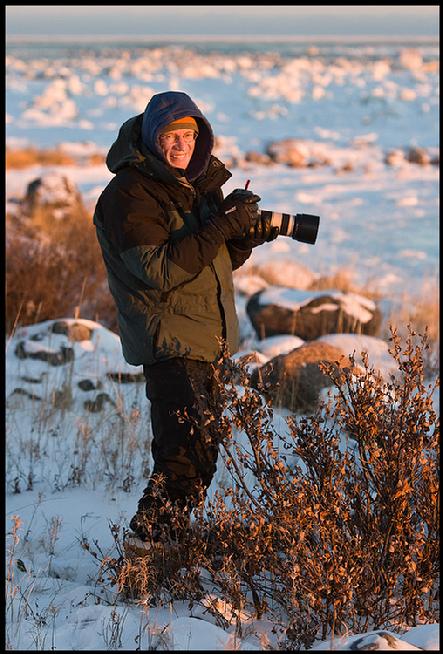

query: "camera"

left=260, top=210, right=320, bottom=244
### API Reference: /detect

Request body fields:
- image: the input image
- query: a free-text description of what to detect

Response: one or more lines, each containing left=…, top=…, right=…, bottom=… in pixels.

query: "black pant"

left=133, top=357, right=223, bottom=530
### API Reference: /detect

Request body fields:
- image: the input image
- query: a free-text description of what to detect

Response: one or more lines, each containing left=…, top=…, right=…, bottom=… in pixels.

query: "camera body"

left=260, top=210, right=320, bottom=244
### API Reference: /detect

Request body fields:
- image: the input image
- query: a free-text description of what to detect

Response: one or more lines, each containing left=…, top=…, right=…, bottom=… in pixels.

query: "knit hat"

left=159, top=116, right=199, bottom=135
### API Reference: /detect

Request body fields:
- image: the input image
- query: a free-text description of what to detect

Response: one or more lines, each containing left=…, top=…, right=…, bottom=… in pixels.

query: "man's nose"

left=172, top=135, right=187, bottom=145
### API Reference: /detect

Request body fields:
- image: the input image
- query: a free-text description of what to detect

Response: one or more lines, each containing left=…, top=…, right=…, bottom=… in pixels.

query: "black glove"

left=230, top=211, right=279, bottom=249
left=210, top=189, right=261, bottom=240
left=247, top=212, right=280, bottom=244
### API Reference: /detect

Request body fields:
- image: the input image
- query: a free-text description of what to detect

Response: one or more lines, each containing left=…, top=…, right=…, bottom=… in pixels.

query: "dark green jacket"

left=93, top=114, right=252, bottom=365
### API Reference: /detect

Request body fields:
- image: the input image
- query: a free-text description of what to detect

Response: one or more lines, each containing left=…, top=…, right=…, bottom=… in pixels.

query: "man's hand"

left=210, top=189, right=261, bottom=240
left=247, top=211, right=280, bottom=244
left=231, top=211, right=280, bottom=248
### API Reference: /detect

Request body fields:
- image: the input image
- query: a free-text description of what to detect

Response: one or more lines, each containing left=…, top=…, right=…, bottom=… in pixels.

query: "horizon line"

left=6, top=33, right=439, bottom=44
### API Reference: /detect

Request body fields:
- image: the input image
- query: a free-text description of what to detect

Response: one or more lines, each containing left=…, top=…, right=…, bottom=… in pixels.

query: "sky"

left=5, top=5, right=440, bottom=38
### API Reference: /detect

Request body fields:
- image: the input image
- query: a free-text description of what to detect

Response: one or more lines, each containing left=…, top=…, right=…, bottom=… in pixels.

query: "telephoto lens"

left=260, top=210, right=320, bottom=244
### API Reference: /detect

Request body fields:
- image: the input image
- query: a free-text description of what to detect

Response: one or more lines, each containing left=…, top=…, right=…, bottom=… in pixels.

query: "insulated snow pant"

left=130, top=357, right=223, bottom=540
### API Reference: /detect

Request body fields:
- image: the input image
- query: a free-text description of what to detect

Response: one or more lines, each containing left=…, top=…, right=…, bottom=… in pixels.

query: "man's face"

left=158, top=129, right=197, bottom=169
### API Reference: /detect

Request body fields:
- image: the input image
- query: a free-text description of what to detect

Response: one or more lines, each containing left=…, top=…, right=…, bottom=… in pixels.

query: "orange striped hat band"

left=160, top=116, right=199, bottom=134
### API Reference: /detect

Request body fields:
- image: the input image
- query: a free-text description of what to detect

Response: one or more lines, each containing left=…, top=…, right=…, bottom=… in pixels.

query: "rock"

left=78, top=379, right=103, bottom=391
left=20, top=173, right=88, bottom=227
left=265, top=139, right=331, bottom=168
left=84, top=392, right=115, bottom=413
left=6, top=319, right=146, bottom=417
left=14, top=340, right=75, bottom=366
left=385, top=146, right=435, bottom=166
left=246, top=288, right=382, bottom=340
left=244, top=150, right=273, bottom=165
left=20, top=374, right=46, bottom=383
left=266, top=139, right=307, bottom=167
left=52, top=320, right=92, bottom=341
left=384, top=149, right=406, bottom=166
left=335, top=162, right=354, bottom=173
left=407, top=146, right=431, bottom=165
left=251, top=340, right=350, bottom=412
left=29, top=332, right=45, bottom=341
left=10, top=388, right=42, bottom=402
left=308, top=156, right=332, bottom=168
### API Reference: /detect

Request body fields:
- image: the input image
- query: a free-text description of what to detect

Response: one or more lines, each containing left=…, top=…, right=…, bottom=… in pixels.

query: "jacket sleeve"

left=99, top=176, right=226, bottom=292
left=225, top=238, right=253, bottom=271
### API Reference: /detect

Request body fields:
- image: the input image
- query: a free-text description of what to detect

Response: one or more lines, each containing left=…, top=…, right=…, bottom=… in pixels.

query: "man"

left=94, top=91, right=277, bottom=547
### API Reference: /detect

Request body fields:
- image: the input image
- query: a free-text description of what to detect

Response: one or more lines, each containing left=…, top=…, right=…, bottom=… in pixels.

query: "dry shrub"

left=6, top=147, right=76, bottom=169
left=209, top=329, right=439, bottom=646
left=383, top=281, right=440, bottom=376
left=94, top=328, right=438, bottom=648
left=6, top=208, right=118, bottom=334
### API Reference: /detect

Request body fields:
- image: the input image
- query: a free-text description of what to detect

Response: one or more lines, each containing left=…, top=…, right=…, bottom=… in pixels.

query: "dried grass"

left=6, top=146, right=106, bottom=169
left=6, top=147, right=76, bottom=169
left=6, top=206, right=118, bottom=334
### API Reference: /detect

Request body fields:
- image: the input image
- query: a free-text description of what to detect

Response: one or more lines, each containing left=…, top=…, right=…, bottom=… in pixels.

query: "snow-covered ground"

left=5, top=318, right=440, bottom=650
left=6, top=38, right=439, bottom=649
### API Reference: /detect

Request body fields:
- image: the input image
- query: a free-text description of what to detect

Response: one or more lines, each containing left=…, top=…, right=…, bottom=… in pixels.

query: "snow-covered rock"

left=251, top=332, right=398, bottom=413
left=246, top=287, right=382, bottom=340
left=251, top=339, right=348, bottom=413
left=310, top=628, right=423, bottom=650
left=6, top=318, right=144, bottom=412
left=20, top=173, right=88, bottom=223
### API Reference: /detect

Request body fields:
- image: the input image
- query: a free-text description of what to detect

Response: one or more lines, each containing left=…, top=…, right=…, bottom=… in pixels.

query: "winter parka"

left=93, top=92, right=252, bottom=366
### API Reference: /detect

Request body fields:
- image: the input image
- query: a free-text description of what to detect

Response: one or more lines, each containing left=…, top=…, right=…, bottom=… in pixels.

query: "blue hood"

left=141, top=91, right=214, bottom=181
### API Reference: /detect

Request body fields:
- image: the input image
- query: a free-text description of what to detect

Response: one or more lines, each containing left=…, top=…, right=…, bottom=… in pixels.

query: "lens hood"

left=293, top=213, right=320, bottom=244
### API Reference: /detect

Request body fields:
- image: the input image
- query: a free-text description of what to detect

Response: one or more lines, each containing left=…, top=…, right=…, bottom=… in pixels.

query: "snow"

left=255, top=334, right=305, bottom=359
left=401, top=624, right=441, bottom=650
left=6, top=36, right=439, bottom=650
left=163, top=616, right=242, bottom=650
